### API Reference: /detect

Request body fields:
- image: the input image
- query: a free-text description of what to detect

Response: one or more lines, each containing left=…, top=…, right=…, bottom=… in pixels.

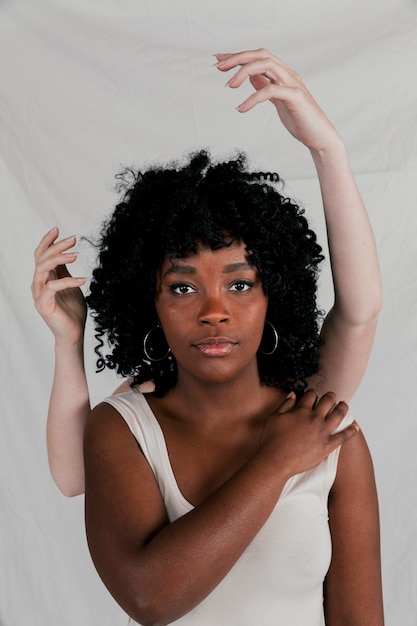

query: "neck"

left=165, top=365, right=283, bottom=427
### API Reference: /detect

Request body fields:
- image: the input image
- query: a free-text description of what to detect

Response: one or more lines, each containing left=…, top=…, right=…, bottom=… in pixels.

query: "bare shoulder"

left=84, top=400, right=148, bottom=485
left=84, top=401, right=168, bottom=548
left=324, top=427, right=384, bottom=625
left=331, top=426, right=377, bottom=498
left=84, top=401, right=132, bottom=452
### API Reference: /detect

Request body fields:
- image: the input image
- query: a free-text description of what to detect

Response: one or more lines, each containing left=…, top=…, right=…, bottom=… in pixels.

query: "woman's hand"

left=259, top=390, right=359, bottom=478
left=215, top=48, right=342, bottom=153
left=32, top=227, right=87, bottom=345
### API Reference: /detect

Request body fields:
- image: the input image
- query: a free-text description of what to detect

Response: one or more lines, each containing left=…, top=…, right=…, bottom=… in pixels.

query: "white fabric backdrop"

left=1, top=1, right=416, bottom=624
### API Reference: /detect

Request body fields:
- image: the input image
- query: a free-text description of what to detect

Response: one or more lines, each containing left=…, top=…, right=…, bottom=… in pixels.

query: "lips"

left=193, top=337, right=237, bottom=356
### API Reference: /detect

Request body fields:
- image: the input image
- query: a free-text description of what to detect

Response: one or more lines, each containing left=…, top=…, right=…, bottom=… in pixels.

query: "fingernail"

left=62, top=251, right=78, bottom=257
left=63, top=235, right=76, bottom=243
left=49, top=226, right=58, bottom=233
left=353, top=421, right=361, bottom=433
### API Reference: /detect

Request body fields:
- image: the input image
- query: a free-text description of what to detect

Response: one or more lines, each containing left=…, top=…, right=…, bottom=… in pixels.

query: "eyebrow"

left=223, top=262, right=255, bottom=274
left=162, top=262, right=255, bottom=278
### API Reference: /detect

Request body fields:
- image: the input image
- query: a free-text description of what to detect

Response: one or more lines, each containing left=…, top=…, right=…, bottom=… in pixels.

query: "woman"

left=32, top=48, right=383, bottom=623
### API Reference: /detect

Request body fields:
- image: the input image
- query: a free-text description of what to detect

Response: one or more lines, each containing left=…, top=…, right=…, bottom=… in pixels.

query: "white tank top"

left=104, top=389, right=353, bottom=626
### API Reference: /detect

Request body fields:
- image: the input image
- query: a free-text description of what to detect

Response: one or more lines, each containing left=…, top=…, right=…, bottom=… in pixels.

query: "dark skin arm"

left=324, top=430, right=384, bottom=625
left=84, top=391, right=358, bottom=626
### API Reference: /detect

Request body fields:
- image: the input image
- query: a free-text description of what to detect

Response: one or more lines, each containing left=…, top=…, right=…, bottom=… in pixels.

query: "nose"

left=198, top=293, right=231, bottom=326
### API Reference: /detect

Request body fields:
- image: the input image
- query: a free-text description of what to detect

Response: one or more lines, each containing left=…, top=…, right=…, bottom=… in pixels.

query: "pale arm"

left=47, top=345, right=130, bottom=496
left=309, top=142, right=382, bottom=400
left=32, top=229, right=137, bottom=495
left=46, top=339, right=90, bottom=497
left=216, top=49, right=382, bottom=400
left=32, top=228, right=89, bottom=495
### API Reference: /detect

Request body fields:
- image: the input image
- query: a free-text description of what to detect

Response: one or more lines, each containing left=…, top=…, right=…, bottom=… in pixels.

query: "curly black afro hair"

left=87, top=150, right=324, bottom=397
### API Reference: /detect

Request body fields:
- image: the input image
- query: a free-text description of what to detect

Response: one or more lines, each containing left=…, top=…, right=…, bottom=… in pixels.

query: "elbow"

left=367, top=276, right=383, bottom=322
left=121, top=584, right=186, bottom=626
left=130, top=613, right=166, bottom=626
left=369, top=286, right=383, bottom=321
left=336, top=290, right=383, bottom=329
left=363, top=299, right=382, bottom=329
left=51, top=472, right=85, bottom=497
left=128, top=595, right=181, bottom=626
left=357, top=281, right=383, bottom=326
left=60, top=485, right=84, bottom=498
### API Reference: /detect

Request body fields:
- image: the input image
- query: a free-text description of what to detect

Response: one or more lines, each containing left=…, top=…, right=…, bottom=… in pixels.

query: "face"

left=155, top=240, right=268, bottom=386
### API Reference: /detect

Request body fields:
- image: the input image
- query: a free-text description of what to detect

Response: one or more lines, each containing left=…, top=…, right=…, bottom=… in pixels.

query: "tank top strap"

left=103, top=389, right=194, bottom=521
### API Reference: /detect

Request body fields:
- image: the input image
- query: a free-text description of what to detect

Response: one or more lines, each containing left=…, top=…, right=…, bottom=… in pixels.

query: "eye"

left=229, top=280, right=254, bottom=292
left=169, top=282, right=196, bottom=295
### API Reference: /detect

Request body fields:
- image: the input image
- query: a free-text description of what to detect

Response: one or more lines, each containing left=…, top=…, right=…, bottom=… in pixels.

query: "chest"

left=156, top=416, right=263, bottom=507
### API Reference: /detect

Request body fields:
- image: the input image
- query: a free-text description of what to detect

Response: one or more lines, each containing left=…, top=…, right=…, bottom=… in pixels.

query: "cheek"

left=246, top=296, right=268, bottom=324
left=156, top=306, right=189, bottom=347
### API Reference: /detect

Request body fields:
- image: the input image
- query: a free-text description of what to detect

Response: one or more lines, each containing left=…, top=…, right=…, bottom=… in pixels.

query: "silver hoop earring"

left=143, top=325, right=171, bottom=362
left=259, top=320, right=279, bottom=356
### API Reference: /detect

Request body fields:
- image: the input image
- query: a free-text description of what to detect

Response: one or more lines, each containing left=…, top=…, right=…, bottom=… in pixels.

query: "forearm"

left=89, top=448, right=289, bottom=626
left=311, top=140, right=382, bottom=325
left=47, top=339, right=89, bottom=496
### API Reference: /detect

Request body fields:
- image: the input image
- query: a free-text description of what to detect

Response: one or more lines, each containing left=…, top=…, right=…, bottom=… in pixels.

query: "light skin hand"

left=215, top=49, right=342, bottom=154
left=32, top=227, right=87, bottom=345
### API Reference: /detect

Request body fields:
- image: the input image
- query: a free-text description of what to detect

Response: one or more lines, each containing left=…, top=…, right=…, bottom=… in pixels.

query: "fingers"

left=34, top=230, right=78, bottom=280
left=215, top=48, right=289, bottom=73
left=214, top=48, right=311, bottom=118
left=215, top=49, right=300, bottom=88
left=32, top=229, right=85, bottom=300
left=292, top=389, right=350, bottom=427
left=337, top=421, right=361, bottom=444
left=300, top=389, right=359, bottom=446
left=277, top=391, right=298, bottom=414
left=34, top=226, right=59, bottom=261
left=237, top=83, right=304, bottom=113
left=225, top=60, right=297, bottom=92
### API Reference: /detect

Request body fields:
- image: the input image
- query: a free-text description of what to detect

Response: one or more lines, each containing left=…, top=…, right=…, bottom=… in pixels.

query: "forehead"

left=159, top=240, right=255, bottom=276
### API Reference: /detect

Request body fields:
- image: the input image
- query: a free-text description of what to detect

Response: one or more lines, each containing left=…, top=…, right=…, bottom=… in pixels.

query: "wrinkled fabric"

left=1, top=1, right=416, bottom=624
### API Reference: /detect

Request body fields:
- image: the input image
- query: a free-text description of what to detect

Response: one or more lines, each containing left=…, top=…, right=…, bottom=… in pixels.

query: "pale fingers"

left=216, top=48, right=289, bottom=73
left=34, top=226, right=60, bottom=261
left=35, top=228, right=77, bottom=264
left=225, top=58, right=300, bottom=91
left=237, top=83, right=304, bottom=113
left=32, top=231, right=79, bottom=294
left=33, top=274, right=85, bottom=312
left=41, top=275, right=86, bottom=293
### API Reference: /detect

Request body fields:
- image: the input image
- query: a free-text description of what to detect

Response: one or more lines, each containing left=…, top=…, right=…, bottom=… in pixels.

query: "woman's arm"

left=32, top=228, right=132, bottom=496
left=324, top=429, right=384, bottom=624
left=216, top=49, right=382, bottom=400
left=309, top=144, right=381, bottom=400
left=84, top=391, right=359, bottom=625
left=32, top=227, right=89, bottom=496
